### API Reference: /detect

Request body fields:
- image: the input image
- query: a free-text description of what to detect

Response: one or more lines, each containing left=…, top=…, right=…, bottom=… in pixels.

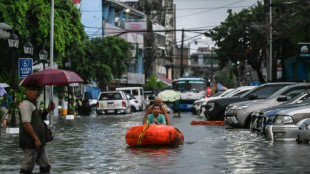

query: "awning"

left=157, top=77, right=173, bottom=86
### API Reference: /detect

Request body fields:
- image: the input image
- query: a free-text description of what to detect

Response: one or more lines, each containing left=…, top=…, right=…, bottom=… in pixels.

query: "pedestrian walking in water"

left=19, top=85, right=55, bottom=174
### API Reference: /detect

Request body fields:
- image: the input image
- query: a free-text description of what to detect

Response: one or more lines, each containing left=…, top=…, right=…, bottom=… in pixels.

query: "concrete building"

left=79, top=0, right=146, bottom=86
left=188, top=47, right=219, bottom=80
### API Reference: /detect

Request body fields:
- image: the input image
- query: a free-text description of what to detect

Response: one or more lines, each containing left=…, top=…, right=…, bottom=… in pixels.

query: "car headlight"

left=202, top=101, right=207, bottom=106
left=251, top=112, right=259, bottom=117
left=305, top=124, right=310, bottom=129
left=231, top=105, right=248, bottom=110
left=207, top=103, right=214, bottom=111
left=274, top=115, right=293, bottom=124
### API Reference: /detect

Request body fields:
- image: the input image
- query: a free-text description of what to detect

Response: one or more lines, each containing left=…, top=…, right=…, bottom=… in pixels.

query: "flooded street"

left=1, top=112, right=309, bottom=174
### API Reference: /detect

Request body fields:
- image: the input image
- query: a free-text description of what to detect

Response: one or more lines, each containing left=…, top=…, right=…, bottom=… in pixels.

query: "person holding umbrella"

left=143, top=97, right=170, bottom=125
left=19, top=84, right=55, bottom=174
left=0, top=91, right=12, bottom=127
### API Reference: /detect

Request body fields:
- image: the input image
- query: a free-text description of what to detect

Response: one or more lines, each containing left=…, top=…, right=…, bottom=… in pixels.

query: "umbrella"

left=19, top=69, right=83, bottom=87
left=158, top=90, right=181, bottom=102
left=216, top=83, right=227, bottom=91
left=0, top=88, right=7, bottom=96
left=0, top=83, right=10, bottom=88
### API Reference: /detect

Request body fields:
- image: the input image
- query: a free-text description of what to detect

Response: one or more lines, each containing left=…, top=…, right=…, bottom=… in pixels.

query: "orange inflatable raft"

left=191, top=120, right=225, bottom=125
left=125, top=124, right=184, bottom=146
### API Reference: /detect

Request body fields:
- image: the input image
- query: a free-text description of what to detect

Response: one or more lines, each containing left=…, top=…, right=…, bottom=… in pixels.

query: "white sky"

left=174, top=0, right=261, bottom=53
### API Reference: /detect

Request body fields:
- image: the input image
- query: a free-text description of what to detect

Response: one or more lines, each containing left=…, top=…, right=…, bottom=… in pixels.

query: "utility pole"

left=265, top=0, right=273, bottom=82
left=180, top=28, right=184, bottom=77
left=269, top=0, right=273, bottom=82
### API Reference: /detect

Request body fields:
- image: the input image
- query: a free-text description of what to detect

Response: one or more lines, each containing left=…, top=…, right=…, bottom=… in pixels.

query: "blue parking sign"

left=19, top=58, right=33, bottom=78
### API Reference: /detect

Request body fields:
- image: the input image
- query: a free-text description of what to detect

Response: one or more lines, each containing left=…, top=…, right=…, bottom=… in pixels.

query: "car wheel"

left=90, top=105, right=97, bottom=115
left=131, top=106, right=136, bottom=112
left=244, top=116, right=252, bottom=129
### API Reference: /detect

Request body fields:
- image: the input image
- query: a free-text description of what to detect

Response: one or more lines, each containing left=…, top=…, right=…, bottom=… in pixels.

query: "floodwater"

left=0, top=112, right=309, bottom=174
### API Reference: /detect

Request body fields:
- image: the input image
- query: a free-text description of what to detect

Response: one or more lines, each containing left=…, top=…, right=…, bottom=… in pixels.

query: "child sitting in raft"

left=147, top=104, right=167, bottom=125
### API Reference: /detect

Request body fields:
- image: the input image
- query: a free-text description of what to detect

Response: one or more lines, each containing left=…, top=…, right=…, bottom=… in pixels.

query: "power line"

left=176, top=0, right=249, bottom=19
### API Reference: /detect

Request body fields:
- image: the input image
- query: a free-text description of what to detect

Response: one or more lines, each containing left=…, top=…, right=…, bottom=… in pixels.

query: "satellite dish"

left=114, top=17, right=119, bottom=23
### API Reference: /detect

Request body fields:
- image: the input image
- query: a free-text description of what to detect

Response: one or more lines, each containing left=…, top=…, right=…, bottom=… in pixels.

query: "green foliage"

left=0, top=0, right=87, bottom=85
left=206, top=3, right=266, bottom=82
left=143, top=75, right=165, bottom=91
left=6, top=87, right=26, bottom=115
left=69, top=36, right=132, bottom=89
left=214, top=70, right=236, bottom=88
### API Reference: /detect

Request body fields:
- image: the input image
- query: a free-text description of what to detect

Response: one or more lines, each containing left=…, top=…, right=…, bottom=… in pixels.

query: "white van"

left=116, top=87, right=146, bottom=110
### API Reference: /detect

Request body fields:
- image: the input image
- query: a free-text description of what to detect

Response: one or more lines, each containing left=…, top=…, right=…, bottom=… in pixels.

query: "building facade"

left=80, top=0, right=146, bottom=86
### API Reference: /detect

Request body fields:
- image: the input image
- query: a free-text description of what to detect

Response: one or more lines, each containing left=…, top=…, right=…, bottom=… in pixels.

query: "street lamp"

left=39, top=47, right=48, bottom=104
left=23, top=40, right=34, bottom=55
left=8, top=31, right=19, bottom=126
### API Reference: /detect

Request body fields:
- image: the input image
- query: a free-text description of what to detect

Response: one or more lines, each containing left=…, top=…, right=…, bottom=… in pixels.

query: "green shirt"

left=147, top=114, right=166, bottom=125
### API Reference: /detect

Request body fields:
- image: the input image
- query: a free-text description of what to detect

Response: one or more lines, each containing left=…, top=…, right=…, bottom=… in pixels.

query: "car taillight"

left=97, top=102, right=99, bottom=108
left=135, top=100, right=138, bottom=103
left=122, top=100, right=126, bottom=107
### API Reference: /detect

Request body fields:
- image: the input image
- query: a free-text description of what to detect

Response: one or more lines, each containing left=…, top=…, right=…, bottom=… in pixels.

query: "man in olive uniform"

left=19, top=85, right=55, bottom=174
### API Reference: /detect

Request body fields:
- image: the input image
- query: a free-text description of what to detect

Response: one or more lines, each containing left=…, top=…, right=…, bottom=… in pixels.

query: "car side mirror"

left=249, top=93, right=257, bottom=100
left=277, top=95, right=287, bottom=102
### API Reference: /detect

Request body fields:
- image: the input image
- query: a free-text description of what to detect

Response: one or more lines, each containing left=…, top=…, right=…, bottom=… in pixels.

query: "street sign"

left=19, top=58, right=33, bottom=78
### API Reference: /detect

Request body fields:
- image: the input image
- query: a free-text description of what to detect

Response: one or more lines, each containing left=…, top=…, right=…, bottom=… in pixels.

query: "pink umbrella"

left=19, top=69, right=83, bottom=87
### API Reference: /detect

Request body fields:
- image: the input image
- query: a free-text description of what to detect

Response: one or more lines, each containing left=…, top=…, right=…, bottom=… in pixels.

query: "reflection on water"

left=1, top=112, right=310, bottom=174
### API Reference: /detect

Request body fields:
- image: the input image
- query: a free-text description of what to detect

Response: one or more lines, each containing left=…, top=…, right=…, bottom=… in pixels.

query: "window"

left=133, top=89, right=139, bottom=95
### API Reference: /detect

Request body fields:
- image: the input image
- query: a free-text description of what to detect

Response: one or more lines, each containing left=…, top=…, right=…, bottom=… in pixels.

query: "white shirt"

left=20, top=100, right=38, bottom=123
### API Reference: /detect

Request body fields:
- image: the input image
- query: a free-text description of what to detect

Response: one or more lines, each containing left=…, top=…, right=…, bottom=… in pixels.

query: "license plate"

left=108, top=104, right=115, bottom=108
left=107, top=110, right=114, bottom=113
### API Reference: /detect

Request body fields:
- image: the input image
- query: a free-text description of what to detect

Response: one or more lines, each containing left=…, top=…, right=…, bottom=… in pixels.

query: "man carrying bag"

left=19, top=85, right=55, bottom=174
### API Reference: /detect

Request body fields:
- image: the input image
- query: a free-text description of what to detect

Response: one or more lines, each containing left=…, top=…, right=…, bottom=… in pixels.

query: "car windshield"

left=240, top=84, right=289, bottom=99
left=174, top=80, right=205, bottom=92
left=267, top=86, right=291, bottom=99
left=99, top=92, right=122, bottom=100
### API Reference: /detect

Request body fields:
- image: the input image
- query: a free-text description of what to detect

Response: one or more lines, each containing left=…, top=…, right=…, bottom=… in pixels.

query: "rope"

left=137, top=120, right=150, bottom=146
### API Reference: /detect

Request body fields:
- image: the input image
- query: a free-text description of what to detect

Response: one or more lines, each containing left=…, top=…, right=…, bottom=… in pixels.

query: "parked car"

left=225, top=83, right=310, bottom=128
left=198, top=86, right=256, bottom=117
left=204, top=82, right=296, bottom=121
left=96, top=91, right=131, bottom=115
left=250, top=91, right=310, bottom=133
left=116, top=87, right=146, bottom=110
left=191, top=88, right=235, bottom=115
left=126, top=93, right=140, bottom=112
left=296, top=118, right=310, bottom=143
left=265, top=105, right=310, bottom=140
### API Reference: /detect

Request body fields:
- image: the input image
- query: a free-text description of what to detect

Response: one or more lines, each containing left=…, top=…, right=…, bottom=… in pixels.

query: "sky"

left=174, top=0, right=261, bottom=53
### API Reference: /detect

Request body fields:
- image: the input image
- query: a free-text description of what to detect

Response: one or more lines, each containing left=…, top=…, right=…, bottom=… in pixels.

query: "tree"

left=69, top=36, right=132, bottom=89
left=206, top=3, right=267, bottom=83
left=143, top=75, right=165, bottom=92
left=0, top=0, right=86, bottom=85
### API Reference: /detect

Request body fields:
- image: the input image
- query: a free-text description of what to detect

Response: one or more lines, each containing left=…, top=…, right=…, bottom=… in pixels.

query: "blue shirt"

left=0, top=93, right=12, bottom=109
left=147, top=114, right=167, bottom=125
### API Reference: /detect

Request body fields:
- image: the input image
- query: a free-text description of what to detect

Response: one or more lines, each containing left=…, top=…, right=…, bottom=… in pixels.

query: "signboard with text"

left=298, top=43, right=310, bottom=57
left=19, top=58, right=33, bottom=78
